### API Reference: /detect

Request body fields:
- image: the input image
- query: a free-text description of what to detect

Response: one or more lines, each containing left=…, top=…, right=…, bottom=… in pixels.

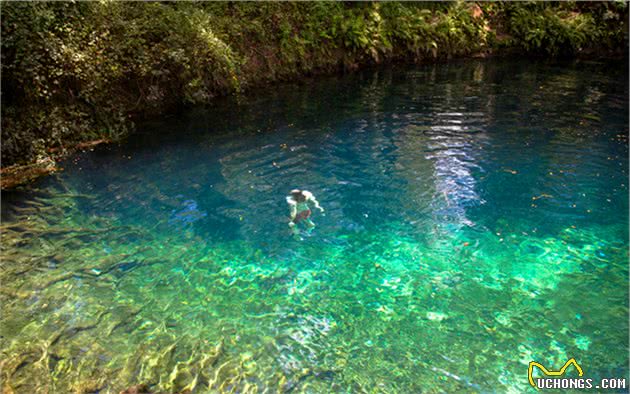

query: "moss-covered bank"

left=1, top=1, right=628, bottom=185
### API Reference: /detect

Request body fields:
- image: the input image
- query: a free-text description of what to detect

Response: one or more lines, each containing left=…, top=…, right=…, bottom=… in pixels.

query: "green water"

left=1, top=60, right=628, bottom=393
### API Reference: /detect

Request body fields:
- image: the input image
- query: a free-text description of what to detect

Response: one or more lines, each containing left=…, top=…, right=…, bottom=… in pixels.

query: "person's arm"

left=308, top=194, right=324, bottom=212
left=287, top=199, right=297, bottom=225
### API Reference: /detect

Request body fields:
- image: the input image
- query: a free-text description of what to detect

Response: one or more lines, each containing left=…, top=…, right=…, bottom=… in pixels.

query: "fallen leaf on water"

left=583, top=113, right=600, bottom=121
left=532, top=194, right=553, bottom=200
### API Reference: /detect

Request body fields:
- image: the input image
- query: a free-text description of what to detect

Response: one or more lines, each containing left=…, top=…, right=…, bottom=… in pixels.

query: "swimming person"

left=286, top=189, right=324, bottom=236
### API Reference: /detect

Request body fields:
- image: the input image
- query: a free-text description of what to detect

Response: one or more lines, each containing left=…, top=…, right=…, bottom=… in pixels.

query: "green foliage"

left=502, top=1, right=627, bottom=55
left=1, top=1, right=245, bottom=164
left=1, top=1, right=627, bottom=167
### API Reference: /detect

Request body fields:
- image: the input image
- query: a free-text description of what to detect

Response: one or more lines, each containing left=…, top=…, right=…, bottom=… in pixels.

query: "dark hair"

left=291, top=189, right=306, bottom=202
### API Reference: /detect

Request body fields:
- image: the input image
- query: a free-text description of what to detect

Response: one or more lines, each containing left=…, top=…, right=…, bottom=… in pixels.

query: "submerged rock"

left=426, top=311, right=448, bottom=322
left=119, top=384, right=150, bottom=394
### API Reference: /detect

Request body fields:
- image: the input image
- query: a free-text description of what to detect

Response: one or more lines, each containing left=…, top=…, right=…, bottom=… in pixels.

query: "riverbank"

left=1, top=2, right=627, bottom=188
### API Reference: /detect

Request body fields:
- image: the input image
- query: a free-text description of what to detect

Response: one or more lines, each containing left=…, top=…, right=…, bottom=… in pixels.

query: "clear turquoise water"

left=1, top=59, right=628, bottom=393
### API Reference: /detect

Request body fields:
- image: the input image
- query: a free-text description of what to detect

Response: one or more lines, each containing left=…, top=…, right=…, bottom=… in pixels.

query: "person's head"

left=291, top=189, right=306, bottom=202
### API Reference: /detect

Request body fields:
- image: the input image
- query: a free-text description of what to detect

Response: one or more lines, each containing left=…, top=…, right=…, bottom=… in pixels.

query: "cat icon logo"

left=528, top=358, right=584, bottom=389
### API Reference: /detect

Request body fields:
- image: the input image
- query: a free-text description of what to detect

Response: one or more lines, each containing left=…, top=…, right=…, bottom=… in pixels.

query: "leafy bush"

left=503, top=1, right=627, bottom=55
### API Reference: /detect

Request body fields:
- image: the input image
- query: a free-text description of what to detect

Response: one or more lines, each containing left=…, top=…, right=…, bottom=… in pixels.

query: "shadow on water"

left=1, top=58, right=628, bottom=393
